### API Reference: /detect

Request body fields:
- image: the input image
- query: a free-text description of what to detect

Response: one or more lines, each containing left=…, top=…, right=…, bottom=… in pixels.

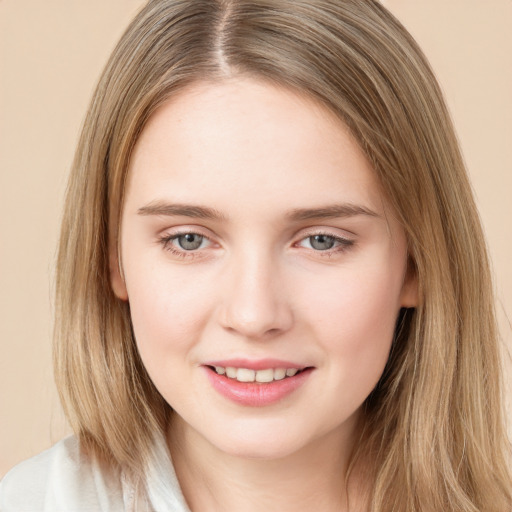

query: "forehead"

left=126, top=78, right=385, bottom=218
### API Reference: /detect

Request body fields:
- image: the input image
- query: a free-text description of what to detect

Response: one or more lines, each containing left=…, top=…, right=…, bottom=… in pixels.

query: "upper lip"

left=203, top=358, right=310, bottom=371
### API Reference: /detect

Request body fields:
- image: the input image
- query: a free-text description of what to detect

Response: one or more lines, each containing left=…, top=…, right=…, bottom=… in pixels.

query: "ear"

left=109, top=242, right=128, bottom=301
left=400, top=257, right=418, bottom=308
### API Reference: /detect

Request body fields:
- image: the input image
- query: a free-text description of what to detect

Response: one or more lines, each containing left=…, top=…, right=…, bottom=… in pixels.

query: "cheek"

left=125, top=260, right=215, bottom=358
left=124, top=262, right=219, bottom=407
left=299, top=263, right=403, bottom=383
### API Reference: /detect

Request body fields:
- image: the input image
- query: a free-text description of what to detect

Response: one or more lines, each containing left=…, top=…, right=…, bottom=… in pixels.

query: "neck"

left=167, top=413, right=368, bottom=512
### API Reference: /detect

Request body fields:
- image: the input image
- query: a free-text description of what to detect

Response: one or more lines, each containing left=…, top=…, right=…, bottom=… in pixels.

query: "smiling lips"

left=203, top=360, right=313, bottom=406
left=213, top=366, right=302, bottom=383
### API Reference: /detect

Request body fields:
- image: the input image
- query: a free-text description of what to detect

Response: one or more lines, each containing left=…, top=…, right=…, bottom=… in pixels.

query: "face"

left=112, top=78, right=417, bottom=460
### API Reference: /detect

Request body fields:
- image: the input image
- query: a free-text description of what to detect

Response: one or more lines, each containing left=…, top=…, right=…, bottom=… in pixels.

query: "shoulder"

left=0, top=436, right=125, bottom=511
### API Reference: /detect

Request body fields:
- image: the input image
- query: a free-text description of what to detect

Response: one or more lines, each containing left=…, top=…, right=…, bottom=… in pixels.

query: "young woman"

left=1, top=1, right=510, bottom=510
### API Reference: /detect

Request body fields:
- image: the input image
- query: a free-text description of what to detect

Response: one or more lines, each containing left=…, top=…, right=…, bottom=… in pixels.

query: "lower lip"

left=204, top=367, right=313, bottom=407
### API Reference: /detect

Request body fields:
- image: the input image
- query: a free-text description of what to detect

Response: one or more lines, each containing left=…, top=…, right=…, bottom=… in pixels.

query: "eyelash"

left=157, top=230, right=355, bottom=260
left=295, top=233, right=354, bottom=255
left=157, top=231, right=211, bottom=260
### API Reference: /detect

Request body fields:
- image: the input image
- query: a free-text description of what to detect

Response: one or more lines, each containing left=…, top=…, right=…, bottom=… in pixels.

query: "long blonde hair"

left=54, top=1, right=511, bottom=509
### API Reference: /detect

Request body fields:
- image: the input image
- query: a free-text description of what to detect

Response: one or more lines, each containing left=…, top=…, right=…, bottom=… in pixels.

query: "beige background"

left=1, top=1, right=511, bottom=477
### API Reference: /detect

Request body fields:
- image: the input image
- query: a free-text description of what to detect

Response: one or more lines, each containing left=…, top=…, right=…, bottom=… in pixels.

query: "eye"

left=174, top=233, right=205, bottom=251
left=158, top=231, right=212, bottom=258
left=297, top=233, right=354, bottom=253
left=308, top=234, right=336, bottom=251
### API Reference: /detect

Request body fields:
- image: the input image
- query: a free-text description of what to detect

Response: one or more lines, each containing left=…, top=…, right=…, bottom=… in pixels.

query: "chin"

left=216, top=437, right=301, bottom=460
left=205, top=420, right=316, bottom=461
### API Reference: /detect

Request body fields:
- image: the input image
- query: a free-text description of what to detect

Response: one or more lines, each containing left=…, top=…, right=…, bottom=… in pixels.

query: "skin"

left=111, top=77, right=417, bottom=511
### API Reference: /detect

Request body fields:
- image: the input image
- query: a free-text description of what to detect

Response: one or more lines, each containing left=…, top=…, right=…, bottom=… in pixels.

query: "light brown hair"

left=54, top=0, right=512, bottom=509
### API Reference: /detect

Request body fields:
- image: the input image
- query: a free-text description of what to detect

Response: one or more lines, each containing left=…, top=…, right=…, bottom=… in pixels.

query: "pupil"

left=310, top=235, right=335, bottom=250
left=179, top=233, right=203, bottom=250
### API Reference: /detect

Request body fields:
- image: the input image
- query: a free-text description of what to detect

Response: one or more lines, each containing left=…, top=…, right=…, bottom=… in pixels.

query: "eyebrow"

left=138, top=202, right=227, bottom=220
left=286, top=204, right=380, bottom=221
left=137, top=201, right=379, bottom=221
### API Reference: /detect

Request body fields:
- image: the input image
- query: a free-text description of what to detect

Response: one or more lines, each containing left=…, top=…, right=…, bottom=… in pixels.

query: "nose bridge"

left=219, top=244, right=292, bottom=339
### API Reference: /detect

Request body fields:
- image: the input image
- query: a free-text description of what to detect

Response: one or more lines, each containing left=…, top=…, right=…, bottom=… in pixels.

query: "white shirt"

left=0, top=435, right=191, bottom=512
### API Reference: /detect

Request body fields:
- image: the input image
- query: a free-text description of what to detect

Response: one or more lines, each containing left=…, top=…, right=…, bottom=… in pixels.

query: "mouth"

left=202, top=358, right=315, bottom=406
left=206, top=365, right=310, bottom=383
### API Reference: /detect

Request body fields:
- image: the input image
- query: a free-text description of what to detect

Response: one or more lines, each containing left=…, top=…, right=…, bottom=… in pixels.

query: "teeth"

left=237, top=368, right=255, bottom=382
left=255, top=368, right=274, bottom=383
left=273, top=368, right=286, bottom=380
left=212, top=366, right=302, bottom=382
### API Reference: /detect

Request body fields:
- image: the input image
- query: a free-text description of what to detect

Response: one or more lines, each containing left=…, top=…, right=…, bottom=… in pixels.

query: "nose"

left=218, top=251, right=294, bottom=340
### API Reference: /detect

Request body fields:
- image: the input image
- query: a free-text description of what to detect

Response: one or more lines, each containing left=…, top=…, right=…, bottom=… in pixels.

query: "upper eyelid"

left=159, top=226, right=215, bottom=240
left=158, top=225, right=356, bottom=240
left=159, top=227, right=354, bottom=237
left=297, top=226, right=355, bottom=241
